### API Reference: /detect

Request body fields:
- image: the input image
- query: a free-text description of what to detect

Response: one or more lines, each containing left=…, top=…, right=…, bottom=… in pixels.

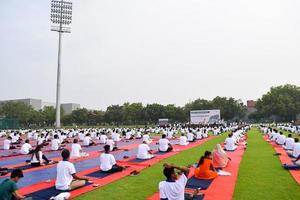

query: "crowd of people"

left=261, top=126, right=300, bottom=169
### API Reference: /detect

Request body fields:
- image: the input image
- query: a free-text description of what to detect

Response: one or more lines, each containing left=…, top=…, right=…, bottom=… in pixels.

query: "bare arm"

left=164, top=163, right=190, bottom=177
left=13, top=190, right=26, bottom=200
left=72, top=173, right=89, bottom=181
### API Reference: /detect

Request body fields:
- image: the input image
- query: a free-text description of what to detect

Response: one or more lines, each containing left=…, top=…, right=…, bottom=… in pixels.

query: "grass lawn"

left=233, top=129, right=300, bottom=200
left=76, top=134, right=228, bottom=200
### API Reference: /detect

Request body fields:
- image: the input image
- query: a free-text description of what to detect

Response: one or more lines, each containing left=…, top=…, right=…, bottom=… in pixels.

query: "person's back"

left=187, top=133, right=194, bottom=142
left=224, top=137, right=236, bottom=151
left=99, top=153, right=116, bottom=171
left=83, top=136, right=91, bottom=146
left=277, top=134, right=286, bottom=145
left=20, top=142, right=32, bottom=155
left=51, top=138, right=60, bottom=151
left=143, top=134, right=150, bottom=142
left=137, top=143, right=150, bottom=159
left=56, top=160, right=75, bottom=190
left=0, top=169, right=25, bottom=200
left=3, top=139, right=11, bottom=150
left=179, top=135, right=188, bottom=146
left=100, top=134, right=107, bottom=144
left=293, top=142, right=300, bottom=158
left=284, top=137, right=295, bottom=150
left=159, top=138, right=169, bottom=152
left=71, top=143, right=82, bottom=158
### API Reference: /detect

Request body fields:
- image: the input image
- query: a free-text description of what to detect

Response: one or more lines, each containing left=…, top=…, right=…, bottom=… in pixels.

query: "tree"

left=255, top=84, right=300, bottom=121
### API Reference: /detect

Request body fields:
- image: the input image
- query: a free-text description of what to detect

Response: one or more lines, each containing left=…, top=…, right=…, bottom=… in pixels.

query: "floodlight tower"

left=50, top=0, right=72, bottom=128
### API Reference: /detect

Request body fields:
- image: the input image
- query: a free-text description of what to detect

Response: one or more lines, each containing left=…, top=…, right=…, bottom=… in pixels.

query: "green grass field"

left=76, top=129, right=300, bottom=200
left=233, top=129, right=300, bottom=200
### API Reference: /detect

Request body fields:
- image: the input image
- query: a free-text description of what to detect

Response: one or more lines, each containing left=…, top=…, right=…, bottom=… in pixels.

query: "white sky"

left=1, top=0, right=300, bottom=110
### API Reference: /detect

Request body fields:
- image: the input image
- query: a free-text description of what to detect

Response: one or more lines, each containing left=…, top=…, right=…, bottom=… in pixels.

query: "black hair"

left=25, top=139, right=29, bottom=143
left=163, top=167, right=175, bottom=179
left=104, top=145, right=110, bottom=153
left=288, top=134, right=292, bottom=138
left=73, top=139, right=78, bottom=143
left=11, top=169, right=24, bottom=178
left=295, top=138, right=299, bottom=143
left=162, top=134, right=166, bottom=139
left=197, top=151, right=212, bottom=167
left=54, top=135, right=58, bottom=139
left=61, top=149, right=70, bottom=160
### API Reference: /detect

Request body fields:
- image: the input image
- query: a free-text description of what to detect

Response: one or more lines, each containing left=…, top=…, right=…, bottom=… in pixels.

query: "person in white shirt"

left=283, top=134, right=295, bottom=150
left=71, top=139, right=88, bottom=158
left=137, top=141, right=154, bottom=159
left=142, top=133, right=152, bottom=144
left=287, top=138, right=300, bottom=158
left=11, top=133, right=21, bottom=144
left=275, top=132, right=286, bottom=145
left=99, top=145, right=124, bottom=173
left=83, top=134, right=96, bottom=147
left=159, top=134, right=173, bottom=152
left=179, top=134, right=189, bottom=146
left=52, top=135, right=63, bottom=151
left=135, top=130, right=142, bottom=139
left=187, top=132, right=195, bottom=142
left=125, top=130, right=134, bottom=140
left=30, top=145, right=54, bottom=167
left=56, top=149, right=89, bottom=191
left=196, top=130, right=202, bottom=140
left=112, top=131, right=121, bottom=142
left=20, top=139, right=33, bottom=155
left=3, top=136, right=15, bottom=150
left=99, top=133, right=108, bottom=144
left=106, top=136, right=117, bottom=151
left=159, top=163, right=196, bottom=200
left=224, top=133, right=237, bottom=151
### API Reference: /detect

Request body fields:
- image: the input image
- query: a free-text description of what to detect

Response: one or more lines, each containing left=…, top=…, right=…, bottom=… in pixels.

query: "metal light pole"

left=50, top=0, right=72, bottom=128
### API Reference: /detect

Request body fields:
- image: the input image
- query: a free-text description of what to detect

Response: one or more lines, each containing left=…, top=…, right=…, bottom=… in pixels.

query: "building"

left=247, top=100, right=257, bottom=113
left=0, top=98, right=42, bottom=110
left=61, top=103, right=80, bottom=114
left=0, top=98, right=80, bottom=113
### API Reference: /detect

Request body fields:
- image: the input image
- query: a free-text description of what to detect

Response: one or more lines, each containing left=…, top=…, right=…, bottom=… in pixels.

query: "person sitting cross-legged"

left=158, top=134, right=173, bottom=153
left=159, top=163, right=201, bottom=200
left=55, top=149, right=90, bottom=191
left=137, top=141, right=154, bottom=160
left=99, top=145, right=124, bottom=173
left=194, top=151, right=218, bottom=180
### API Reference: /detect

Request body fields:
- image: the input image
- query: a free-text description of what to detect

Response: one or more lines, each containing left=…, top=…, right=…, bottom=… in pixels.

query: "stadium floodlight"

left=50, top=0, right=73, bottom=128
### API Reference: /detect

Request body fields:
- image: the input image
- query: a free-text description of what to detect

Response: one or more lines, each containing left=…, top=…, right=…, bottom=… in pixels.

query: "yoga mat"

left=185, top=176, right=213, bottom=190
left=85, top=171, right=115, bottom=178
left=129, top=158, right=154, bottom=163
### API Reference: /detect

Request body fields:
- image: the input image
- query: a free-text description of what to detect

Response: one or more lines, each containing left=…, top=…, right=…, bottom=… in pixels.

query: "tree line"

left=1, top=84, right=299, bottom=128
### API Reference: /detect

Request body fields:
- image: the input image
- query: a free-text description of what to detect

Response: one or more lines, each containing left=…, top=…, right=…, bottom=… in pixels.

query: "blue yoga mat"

left=184, top=193, right=204, bottom=200
left=186, top=176, right=213, bottom=190
left=28, top=183, right=92, bottom=200
left=154, top=151, right=168, bottom=155
left=86, top=171, right=114, bottom=178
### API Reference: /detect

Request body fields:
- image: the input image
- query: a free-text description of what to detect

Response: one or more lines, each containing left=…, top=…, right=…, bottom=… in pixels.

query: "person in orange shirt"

left=194, top=151, right=218, bottom=180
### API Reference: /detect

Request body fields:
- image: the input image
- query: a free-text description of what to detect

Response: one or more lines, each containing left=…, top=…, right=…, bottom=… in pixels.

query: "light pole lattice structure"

left=50, top=0, right=72, bottom=128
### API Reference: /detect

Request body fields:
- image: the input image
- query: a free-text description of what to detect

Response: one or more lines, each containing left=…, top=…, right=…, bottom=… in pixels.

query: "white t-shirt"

left=143, top=134, right=150, bottom=142
left=159, top=174, right=188, bottom=200
left=276, top=135, right=286, bottom=145
left=187, top=133, right=194, bottom=141
left=31, top=151, right=43, bottom=164
left=71, top=143, right=82, bottom=158
left=137, top=144, right=151, bottom=159
left=179, top=136, right=189, bottom=146
left=284, top=138, right=295, bottom=150
left=99, top=153, right=116, bottom=171
left=159, top=138, right=170, bottom=152
left=224, top=137, right=236, bottom=151
left=20, top=143, right=32, bottom=154
left=112, top=133, right=121, bottom=142
left=83, top=136, right=91, bottom=146
left=106, top=139, right=115, bottom=151
left=292, top=143, right=300, bottom=158
left=56, top=161, right=76, bottom=191
left=125, top=132, right=132, bottom=139
left=3, top=139, right=11, bottom=150
left=52, top=139, right=61, bottom=150
left=100, top=135, right=108, bottom=144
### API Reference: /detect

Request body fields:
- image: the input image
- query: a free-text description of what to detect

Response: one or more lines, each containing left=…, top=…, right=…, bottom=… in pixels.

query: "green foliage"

left=255, top=84, right=300, bottom=121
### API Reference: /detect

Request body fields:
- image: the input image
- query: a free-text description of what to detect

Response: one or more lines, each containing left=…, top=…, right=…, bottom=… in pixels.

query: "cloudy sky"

left=1, top=0, right=299, bottom=110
